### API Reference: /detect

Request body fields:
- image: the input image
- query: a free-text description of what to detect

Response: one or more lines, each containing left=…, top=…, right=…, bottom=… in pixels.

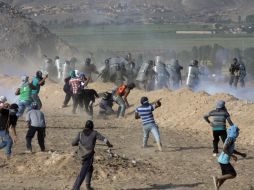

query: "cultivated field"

left=50, top=24, right=254, bottom=54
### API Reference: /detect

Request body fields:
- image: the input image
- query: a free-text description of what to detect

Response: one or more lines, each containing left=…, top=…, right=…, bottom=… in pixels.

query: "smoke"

left=0, top=86, right=18, bottom=104
left=198, top=81, right=254, bottom=102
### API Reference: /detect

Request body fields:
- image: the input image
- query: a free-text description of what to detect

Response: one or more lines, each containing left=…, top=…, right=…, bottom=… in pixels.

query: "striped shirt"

left=136, top=104, right=156, bottom=125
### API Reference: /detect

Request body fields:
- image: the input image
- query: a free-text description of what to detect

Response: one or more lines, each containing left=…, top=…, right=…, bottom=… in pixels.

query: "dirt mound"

left=0, top=2, right=78, bottom=64
left=2, top=149, right=157, bottom=183
left=0, top=76, right=254, bottom=189
left=1, top=76, right=254, bottom=146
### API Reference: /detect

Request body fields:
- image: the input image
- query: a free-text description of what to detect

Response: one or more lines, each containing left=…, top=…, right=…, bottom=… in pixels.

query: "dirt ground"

left=0, top=77, right=254, bottom=190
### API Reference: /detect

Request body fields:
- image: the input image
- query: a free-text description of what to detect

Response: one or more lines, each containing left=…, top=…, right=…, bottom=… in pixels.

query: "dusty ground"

left=0, top=76, right=254, bottom=190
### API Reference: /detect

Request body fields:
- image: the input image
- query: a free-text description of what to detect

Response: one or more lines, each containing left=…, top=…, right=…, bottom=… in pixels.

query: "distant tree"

left=246, top=14, right=254, bottom=24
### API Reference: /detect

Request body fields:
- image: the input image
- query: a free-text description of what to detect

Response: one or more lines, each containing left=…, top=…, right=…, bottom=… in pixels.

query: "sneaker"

left=25, top=150, right=32, bottom=154
left=6, top=155, right=11, bottom=160
left=86, top=184, right=94, bottom=190
left=212, top=176, right=219, bottom=190
left=157, top=143, right=163, bottom=152
left=213, top=153, right=217, bottom=157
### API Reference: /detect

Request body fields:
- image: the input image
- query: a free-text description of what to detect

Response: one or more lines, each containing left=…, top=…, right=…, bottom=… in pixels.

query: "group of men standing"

left=0, top=70, right=48, bottom=158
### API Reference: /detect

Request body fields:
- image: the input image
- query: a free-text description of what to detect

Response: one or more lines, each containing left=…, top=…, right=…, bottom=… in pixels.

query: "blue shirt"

left=136, top=104, right=156, bottom=125
left=31, top=77, right=40, bottom=95
left=218, top=137, right=235, bottom=164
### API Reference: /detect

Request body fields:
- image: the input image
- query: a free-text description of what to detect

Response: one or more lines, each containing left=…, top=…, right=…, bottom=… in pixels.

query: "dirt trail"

left=0, top=77, right=254, bottom=190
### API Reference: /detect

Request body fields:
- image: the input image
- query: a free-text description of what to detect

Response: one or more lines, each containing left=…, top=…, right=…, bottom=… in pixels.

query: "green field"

left=50, top=24, right=254, bottom=53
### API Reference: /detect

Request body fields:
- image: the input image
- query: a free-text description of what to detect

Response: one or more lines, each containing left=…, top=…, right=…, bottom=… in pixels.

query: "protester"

left=82, top=89, right=99, bottom=120
left=72, top=120, right=113, bottom=190
left=99, top=92, right=114, bottom=116
left=0, top=96, right=7, bottom=107
left=113, top=83, right=136, bottom=118
left=31, top=71, right=48, bottom=110
left=213, top=125, right=247, bottom=190
left=69, top=71, right=89, bottom=114
left=25, top=102, right=46, bottom=153
left=62, top=74, right=72, bottom=108
left=135, top=97, right=162, bottom=151
left=0, top=102, right=19, bottom=159
left=16, top=76, right=35, bottom=117
left=204, top=100, right=234, bottom=156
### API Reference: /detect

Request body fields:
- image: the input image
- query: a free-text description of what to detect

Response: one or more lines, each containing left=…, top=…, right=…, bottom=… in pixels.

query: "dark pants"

left=239, top=76, right=245, bottom=88
left=213, top=130, right=227, bottom=153
left=72, top=94, right=83, bottom=114
left=99, top=102, right=114, bottom=115
left=229, top=75, right=239, bottom=88
left=84, top=101, right=93, bottom=117
left=26, top=127, right=45, bottom=151
left=72, top=154, right=94, bottom=190
left=63, top=93, right=72, bottom=106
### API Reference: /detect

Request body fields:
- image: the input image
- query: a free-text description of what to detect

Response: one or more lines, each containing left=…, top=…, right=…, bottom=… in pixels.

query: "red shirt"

left=69, top=78, right=82, bottom=94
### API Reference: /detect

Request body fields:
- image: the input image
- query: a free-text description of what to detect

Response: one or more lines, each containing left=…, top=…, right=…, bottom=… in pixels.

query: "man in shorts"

left=213, top=125, right=247, bottom=190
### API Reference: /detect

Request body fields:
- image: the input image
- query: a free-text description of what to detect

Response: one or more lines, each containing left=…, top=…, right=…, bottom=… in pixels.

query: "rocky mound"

left=0, top=2, right=78, bottom=64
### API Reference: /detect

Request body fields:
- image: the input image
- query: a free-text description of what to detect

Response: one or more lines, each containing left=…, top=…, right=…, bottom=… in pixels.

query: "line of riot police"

left=42, top=53, right=247, bottom=91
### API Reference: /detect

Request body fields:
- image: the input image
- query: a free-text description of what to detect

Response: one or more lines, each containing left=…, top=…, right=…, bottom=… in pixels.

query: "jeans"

left=17, top=100, right=31, bottom=117
left=72, top=153, right=94, bottom=190
left=31, top=94, right=42, bottom=110
left=213, top=130, right=227, bottom=153
left=0, top=130, right=13, bottom=156
left=143, top=123, right=161, bottom=145
left=26, top=127, right=45, bottom=151
left=229, top=75, right=239, bottom=88
left=114, top=96, right=126, bottom=117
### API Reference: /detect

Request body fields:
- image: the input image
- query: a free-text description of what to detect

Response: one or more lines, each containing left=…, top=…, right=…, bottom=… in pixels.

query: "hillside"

left=0, top=2, right=78, bottom=65
left=2, top=0, right=254, bottom=25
